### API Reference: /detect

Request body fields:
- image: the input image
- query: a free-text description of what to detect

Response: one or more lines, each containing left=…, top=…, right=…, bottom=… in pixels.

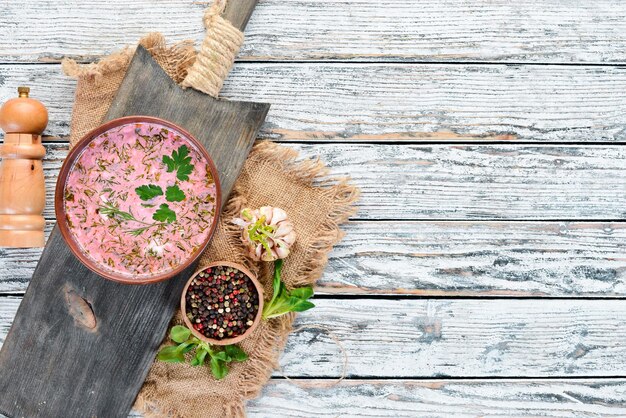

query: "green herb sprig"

left=157, top=325, right=248, bottom=380
left=163, top=145, right=194, bottom=181
left=98, top=201, right=171, bottom=236
left=262, top=259, right=315, bottom=319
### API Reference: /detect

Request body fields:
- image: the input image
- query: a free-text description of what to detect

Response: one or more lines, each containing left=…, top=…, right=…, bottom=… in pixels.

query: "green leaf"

left=157, top=345, right=184, bottom=363
left=212, top=350, right=229, bottom=362
left=162, top=145, right=194, bottom=181
left=180, top=343, right=196, bottom=354
left=191, top=348, right=208, bottom=367
left=176, top=144, right=190, bottom=161
left=153, top=204, right=176, bottom=223
left=170, top=325, right=191, bottom=343
left=290, top=286, right=314, bottom=300
left=270, top=259, right=284, bottom=306
left=176, top=164, right=193, bottom=181
left=127, top=227, right=149, bottom=237
left=289, top=298, right=315, bottom=312
left=263, top=260, right=316, bottom=319
left=224, top=345, right=248, bottom=362
left=210, top=357, right=229, bottom=380
left=135, top=184, right=163, bottom=201
left=162, top=155, right=176, bottom=172
left=165, top=184, right=186, bottom=202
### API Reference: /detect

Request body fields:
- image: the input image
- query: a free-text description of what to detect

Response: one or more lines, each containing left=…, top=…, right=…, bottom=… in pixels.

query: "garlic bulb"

left=232, top=207, right=296, bottom=261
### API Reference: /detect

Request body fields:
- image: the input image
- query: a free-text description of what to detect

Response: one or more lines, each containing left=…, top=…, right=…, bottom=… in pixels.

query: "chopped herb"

left=99, top=201, right=168, bottom=236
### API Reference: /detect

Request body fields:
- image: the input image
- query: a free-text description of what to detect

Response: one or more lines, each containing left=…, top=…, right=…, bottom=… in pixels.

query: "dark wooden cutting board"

left=0, top=2, right=269, bottom=417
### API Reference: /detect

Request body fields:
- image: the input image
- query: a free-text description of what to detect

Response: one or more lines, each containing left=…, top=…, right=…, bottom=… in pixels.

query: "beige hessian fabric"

left=62, top=34, right=359, bottom=417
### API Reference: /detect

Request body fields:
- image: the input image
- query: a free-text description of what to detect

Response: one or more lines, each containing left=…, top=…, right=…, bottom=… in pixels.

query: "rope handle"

left=182, top=0, right=244, bottom=97
left=203, top=0, right=227, bottom=25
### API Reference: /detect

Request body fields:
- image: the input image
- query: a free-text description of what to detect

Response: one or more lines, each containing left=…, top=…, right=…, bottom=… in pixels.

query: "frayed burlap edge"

left=133, top=141, right=359, bottom=417
left=62, top=32, right=196, bottom=86
left=244, top=142, right=359, bottom=288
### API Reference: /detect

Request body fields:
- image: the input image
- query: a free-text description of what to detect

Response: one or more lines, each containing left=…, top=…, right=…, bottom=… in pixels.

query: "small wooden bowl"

left=181, top=261, right=264, bottom=346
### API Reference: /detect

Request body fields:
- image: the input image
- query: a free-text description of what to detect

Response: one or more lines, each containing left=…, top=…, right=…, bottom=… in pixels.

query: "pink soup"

left=63, top=122, right=217, bottom=280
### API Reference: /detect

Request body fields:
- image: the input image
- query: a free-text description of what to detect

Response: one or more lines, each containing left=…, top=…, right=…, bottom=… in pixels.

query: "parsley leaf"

left=163, top=145, right=194, bottom=181
left=165, top=184, right=186, bottom=202
left=153, top=203, right=176, bottom=223
left=135, top=184, right=163, bottom=201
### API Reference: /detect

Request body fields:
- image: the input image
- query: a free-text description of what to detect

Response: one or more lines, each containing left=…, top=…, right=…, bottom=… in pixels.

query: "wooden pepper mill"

left=0, top=87, right=48, bottom=247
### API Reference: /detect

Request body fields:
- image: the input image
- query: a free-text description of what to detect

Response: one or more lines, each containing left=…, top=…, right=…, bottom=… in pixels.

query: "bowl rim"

left=180, top=261, right=264, bottom=346
left=55, top=115, right=222, bottom=285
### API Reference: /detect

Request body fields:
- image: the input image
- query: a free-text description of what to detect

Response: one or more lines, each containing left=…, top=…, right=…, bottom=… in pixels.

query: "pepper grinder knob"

left=0, top=87, right=48, bottom=247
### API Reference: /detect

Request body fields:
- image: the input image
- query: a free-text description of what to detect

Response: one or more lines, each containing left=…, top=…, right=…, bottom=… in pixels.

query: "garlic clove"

left=261, top=249, right=277, bottom=262
left=275, top=245, right=290, bottom=259
left=253, top=244, right=263, bottom=261
left=231, top=218, right=247, bottom=228
left=274, top=222, right=294, bottom=237
left=259, top=206, right=274, bottom=224
left=270, top=207, right=288, bottom=224
left=282, top=230, right=297, bottom=245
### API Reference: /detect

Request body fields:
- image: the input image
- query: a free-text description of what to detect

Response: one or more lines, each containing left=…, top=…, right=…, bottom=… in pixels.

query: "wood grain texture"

left=3, top=0, right=626, bottom=64
left=3, top=379, right=625, bottom=417
left=280, top=299, right=626, bottom=377
left=36, top=143, right=626, bottom=221
left=0, top=33, right=269, bottom=418
left=3, top=297, right=626, bottom=377
left=4, top=63, right=626, bottom=142
left=248, top=379, right=626, bottom=417
left=2, top=221, right=626, bottom=297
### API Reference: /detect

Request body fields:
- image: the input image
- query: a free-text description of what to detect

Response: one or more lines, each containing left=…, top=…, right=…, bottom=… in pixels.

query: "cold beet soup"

left=63, top=121, right=218, bottom=280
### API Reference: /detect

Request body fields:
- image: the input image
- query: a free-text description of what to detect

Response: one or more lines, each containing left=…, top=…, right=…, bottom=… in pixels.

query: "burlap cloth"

left=62, top=33, right=359, bottom=417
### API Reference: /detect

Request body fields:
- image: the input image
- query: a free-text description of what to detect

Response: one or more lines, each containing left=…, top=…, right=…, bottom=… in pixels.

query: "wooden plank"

left=0, top=6, right=270, bottom=415
left=2, top=221, right=626, bottom=297
left=3, top=297, right=626, bottom=377
left=248, top=379, right=626, bottom=417
left=4, top=63, right=626, bottom=142
left=36, top=143, right=626, bottom=221
left=3, top=0, right=626, bottom=64
left=6, top=379, right=626, bottom=417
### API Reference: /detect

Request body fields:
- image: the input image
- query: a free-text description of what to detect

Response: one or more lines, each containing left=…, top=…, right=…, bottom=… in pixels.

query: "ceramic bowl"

left=55, top=116, right=221, bottom=284
left=181, top=261, right=264, bottom=345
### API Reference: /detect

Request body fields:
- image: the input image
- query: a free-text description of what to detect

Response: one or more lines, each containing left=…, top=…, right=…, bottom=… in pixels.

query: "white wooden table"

left=2, top=1, right=626, bottom=416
